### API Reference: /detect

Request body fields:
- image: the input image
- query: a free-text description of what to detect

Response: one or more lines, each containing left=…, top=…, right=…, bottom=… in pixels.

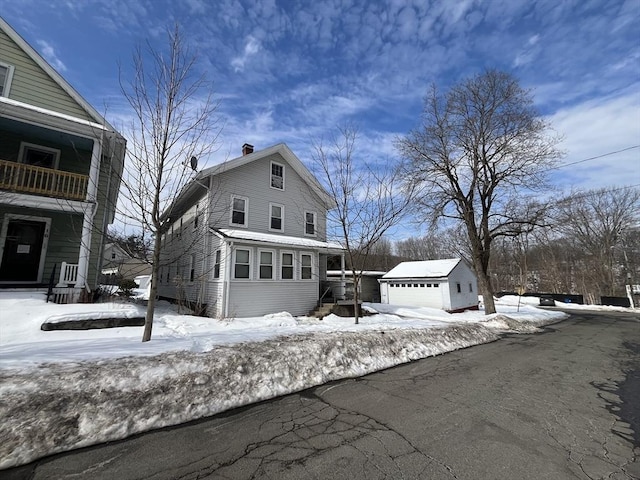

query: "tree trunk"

left=353, top=274, right=360, bottom=324
left=142, top=234, right=162, bottom=342
left=477, top=270, right=496, bottom=314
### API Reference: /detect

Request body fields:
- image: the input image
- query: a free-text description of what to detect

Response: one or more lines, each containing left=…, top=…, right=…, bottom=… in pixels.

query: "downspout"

left=224, top=240, right=233, bottom=318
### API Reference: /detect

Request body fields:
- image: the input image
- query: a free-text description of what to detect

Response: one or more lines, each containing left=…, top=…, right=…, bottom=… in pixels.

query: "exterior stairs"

left=308, top=302, right=334, bottom=319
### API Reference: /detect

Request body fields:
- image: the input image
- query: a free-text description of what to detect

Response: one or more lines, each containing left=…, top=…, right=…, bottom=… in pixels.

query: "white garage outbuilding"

left=379, top=258, right=479, bottom=312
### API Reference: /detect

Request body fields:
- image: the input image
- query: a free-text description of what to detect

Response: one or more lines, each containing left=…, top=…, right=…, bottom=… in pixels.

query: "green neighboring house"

left=0, top=17, right=126, bottom=302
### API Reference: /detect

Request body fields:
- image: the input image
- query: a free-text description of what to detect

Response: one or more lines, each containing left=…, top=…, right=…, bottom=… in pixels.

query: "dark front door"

left=0, top=219, right=47, bottom=282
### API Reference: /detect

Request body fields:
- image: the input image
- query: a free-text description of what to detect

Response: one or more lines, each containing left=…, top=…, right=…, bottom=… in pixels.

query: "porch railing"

left=0, top=159, right=88, bottom=201
left=57, top=262, right=79, bottom=287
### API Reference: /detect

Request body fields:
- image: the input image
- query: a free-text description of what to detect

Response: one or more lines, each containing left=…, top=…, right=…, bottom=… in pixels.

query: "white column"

left=75, top=136, right=102, bottom=288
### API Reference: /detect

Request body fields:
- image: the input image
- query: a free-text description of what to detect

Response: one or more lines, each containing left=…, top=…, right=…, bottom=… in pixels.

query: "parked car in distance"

left=539, top=295, right=556, bottom=306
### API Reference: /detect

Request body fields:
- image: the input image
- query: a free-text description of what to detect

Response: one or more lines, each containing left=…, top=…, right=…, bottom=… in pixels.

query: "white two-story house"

left=157, top=143, right=343, bottom=318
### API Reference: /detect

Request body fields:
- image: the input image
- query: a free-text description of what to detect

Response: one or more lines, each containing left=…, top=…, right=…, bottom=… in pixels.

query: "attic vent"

left=242, top=143, right=254, bottom=155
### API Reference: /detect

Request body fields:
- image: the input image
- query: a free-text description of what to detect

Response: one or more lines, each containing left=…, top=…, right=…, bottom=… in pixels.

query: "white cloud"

left=36, top=40, right=67, bottom=72
left=548, top=88, right=640, bottom=191
left=231, top=35, right=261, bottom=72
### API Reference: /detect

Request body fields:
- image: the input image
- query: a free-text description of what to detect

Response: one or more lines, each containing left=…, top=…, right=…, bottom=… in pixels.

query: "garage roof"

left=381, top=258, right=462, bottom=279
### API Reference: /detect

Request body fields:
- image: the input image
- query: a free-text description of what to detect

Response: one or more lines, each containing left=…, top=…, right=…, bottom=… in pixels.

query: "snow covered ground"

left=0, top=290, right=607, bottom=469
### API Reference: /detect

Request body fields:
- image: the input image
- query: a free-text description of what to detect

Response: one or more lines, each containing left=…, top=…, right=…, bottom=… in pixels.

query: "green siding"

left=0, top=151, right=118, bottom=290
left=0, top=206, right=82, bottom=285
left=0, top=29, right=93, bottom=121
left=0, top=129, right=92, bottom=175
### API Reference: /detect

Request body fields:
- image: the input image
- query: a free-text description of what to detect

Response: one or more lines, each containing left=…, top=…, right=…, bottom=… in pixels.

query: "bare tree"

left=552, top=187, right=640, bottom=302
left=397, top=69, right=563, bottom=314
left=118, top=25, right=221, bottom=341
left=312, top=127, right=413, bottom=324
left=394, top=230, right=458, bottom=261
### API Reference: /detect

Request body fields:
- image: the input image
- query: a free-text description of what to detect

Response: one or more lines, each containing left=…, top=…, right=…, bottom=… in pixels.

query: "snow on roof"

left=327, top=270, right=387, bottom=277
left=381, top=258, right=461, bottom=279
left=217, top=229, right=344, bottom=251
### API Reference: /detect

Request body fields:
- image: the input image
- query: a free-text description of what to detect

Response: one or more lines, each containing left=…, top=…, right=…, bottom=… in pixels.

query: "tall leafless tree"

left=552, top=186, right=640, bottom=302
left=118, top=25, right=221, bottom=341
left=396, top=69, right=563, bottom=314
left=312, top=127, right=413, bottom=324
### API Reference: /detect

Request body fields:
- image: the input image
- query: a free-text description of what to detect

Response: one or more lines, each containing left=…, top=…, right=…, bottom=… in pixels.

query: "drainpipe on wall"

left=224, top=240, right=233, bottom=318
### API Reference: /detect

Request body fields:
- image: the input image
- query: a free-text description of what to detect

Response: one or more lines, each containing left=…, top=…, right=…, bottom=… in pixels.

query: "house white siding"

left=157, top=144, right=342, bottom=319
left=207, top=154, right=328, bottom=241
left=227, top=281, right=317, bottom=317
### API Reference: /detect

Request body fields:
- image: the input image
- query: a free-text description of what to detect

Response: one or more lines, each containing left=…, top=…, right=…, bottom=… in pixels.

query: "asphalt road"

left=4, top=309, right=639, bottom=480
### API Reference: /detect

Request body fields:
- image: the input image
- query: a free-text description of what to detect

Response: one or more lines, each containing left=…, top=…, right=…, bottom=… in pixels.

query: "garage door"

left=387, top=282, right=442, bottom=308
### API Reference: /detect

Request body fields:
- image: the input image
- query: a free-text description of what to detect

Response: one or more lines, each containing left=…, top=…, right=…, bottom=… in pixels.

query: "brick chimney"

left=242, top=143, right=254, bottom=156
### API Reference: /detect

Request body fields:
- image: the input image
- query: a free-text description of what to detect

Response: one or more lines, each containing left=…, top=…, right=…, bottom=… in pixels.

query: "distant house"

left=157, top=143, right=344, bottom=318
left=101, top=243, right=152, bottom=284
left=0, top=18, right=125, bottom=302
left=379, top=258, right=478, bottom=312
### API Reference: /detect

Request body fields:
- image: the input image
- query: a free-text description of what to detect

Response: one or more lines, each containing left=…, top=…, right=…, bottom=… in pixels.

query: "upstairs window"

left=270, top=203, right=283, bottom=231
left=18, top=142, right=60, bottom=169
left=0, top=63, right=15, bottom=97
left=230, top=195, right=248, bottom=227
left=304, top=211, right=316, bottom=236
left=271, top=161, right=284, bottom=190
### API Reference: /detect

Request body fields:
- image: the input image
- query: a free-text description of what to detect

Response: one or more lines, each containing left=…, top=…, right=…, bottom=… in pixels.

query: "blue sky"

left=3, top=0, right=639, bottom=195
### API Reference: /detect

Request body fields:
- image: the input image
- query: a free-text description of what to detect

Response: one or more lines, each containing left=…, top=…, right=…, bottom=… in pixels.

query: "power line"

left=552, top=145, right=640, bottom=170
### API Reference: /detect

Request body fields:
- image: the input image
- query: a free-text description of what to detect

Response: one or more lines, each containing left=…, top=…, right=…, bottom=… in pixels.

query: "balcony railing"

left=0, top=159, right=88, bottom=201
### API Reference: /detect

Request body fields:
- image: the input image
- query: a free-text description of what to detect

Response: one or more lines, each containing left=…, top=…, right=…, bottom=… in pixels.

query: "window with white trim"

left=0, top=62, right=15, bottom=97
left=189, top=253, right=196, bottom=282
left=304, top=211, right=316, bottom=236
left=233, top=248, right=251, bottom=279
left=270, top=161, right=284, bottom=190
left=259, top=250, right=274, bottom=279
left=230, top=195, right=248, bottom=227
left=281, top=251, right=294, bottom=280
left=269, top=203, right=284, bottom=231
left=300, top=253, right=313, bottom=280
left=213, top=249, right=221, bottom=279
left=18, top=142, right=60, bottom=169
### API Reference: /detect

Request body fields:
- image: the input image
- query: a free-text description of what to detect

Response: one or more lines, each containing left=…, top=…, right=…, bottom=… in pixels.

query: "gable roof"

left=200, top=143, right=335, bottom=208
left=163, top=143, right=336, bottom=220
left=0, top=16, right=115, bottom=131
left=381, top=258, right=463, bottom=279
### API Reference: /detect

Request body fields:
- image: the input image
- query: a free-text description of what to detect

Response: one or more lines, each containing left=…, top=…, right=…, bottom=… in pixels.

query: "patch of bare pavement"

left=4, top=309, right=639, bottom=480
